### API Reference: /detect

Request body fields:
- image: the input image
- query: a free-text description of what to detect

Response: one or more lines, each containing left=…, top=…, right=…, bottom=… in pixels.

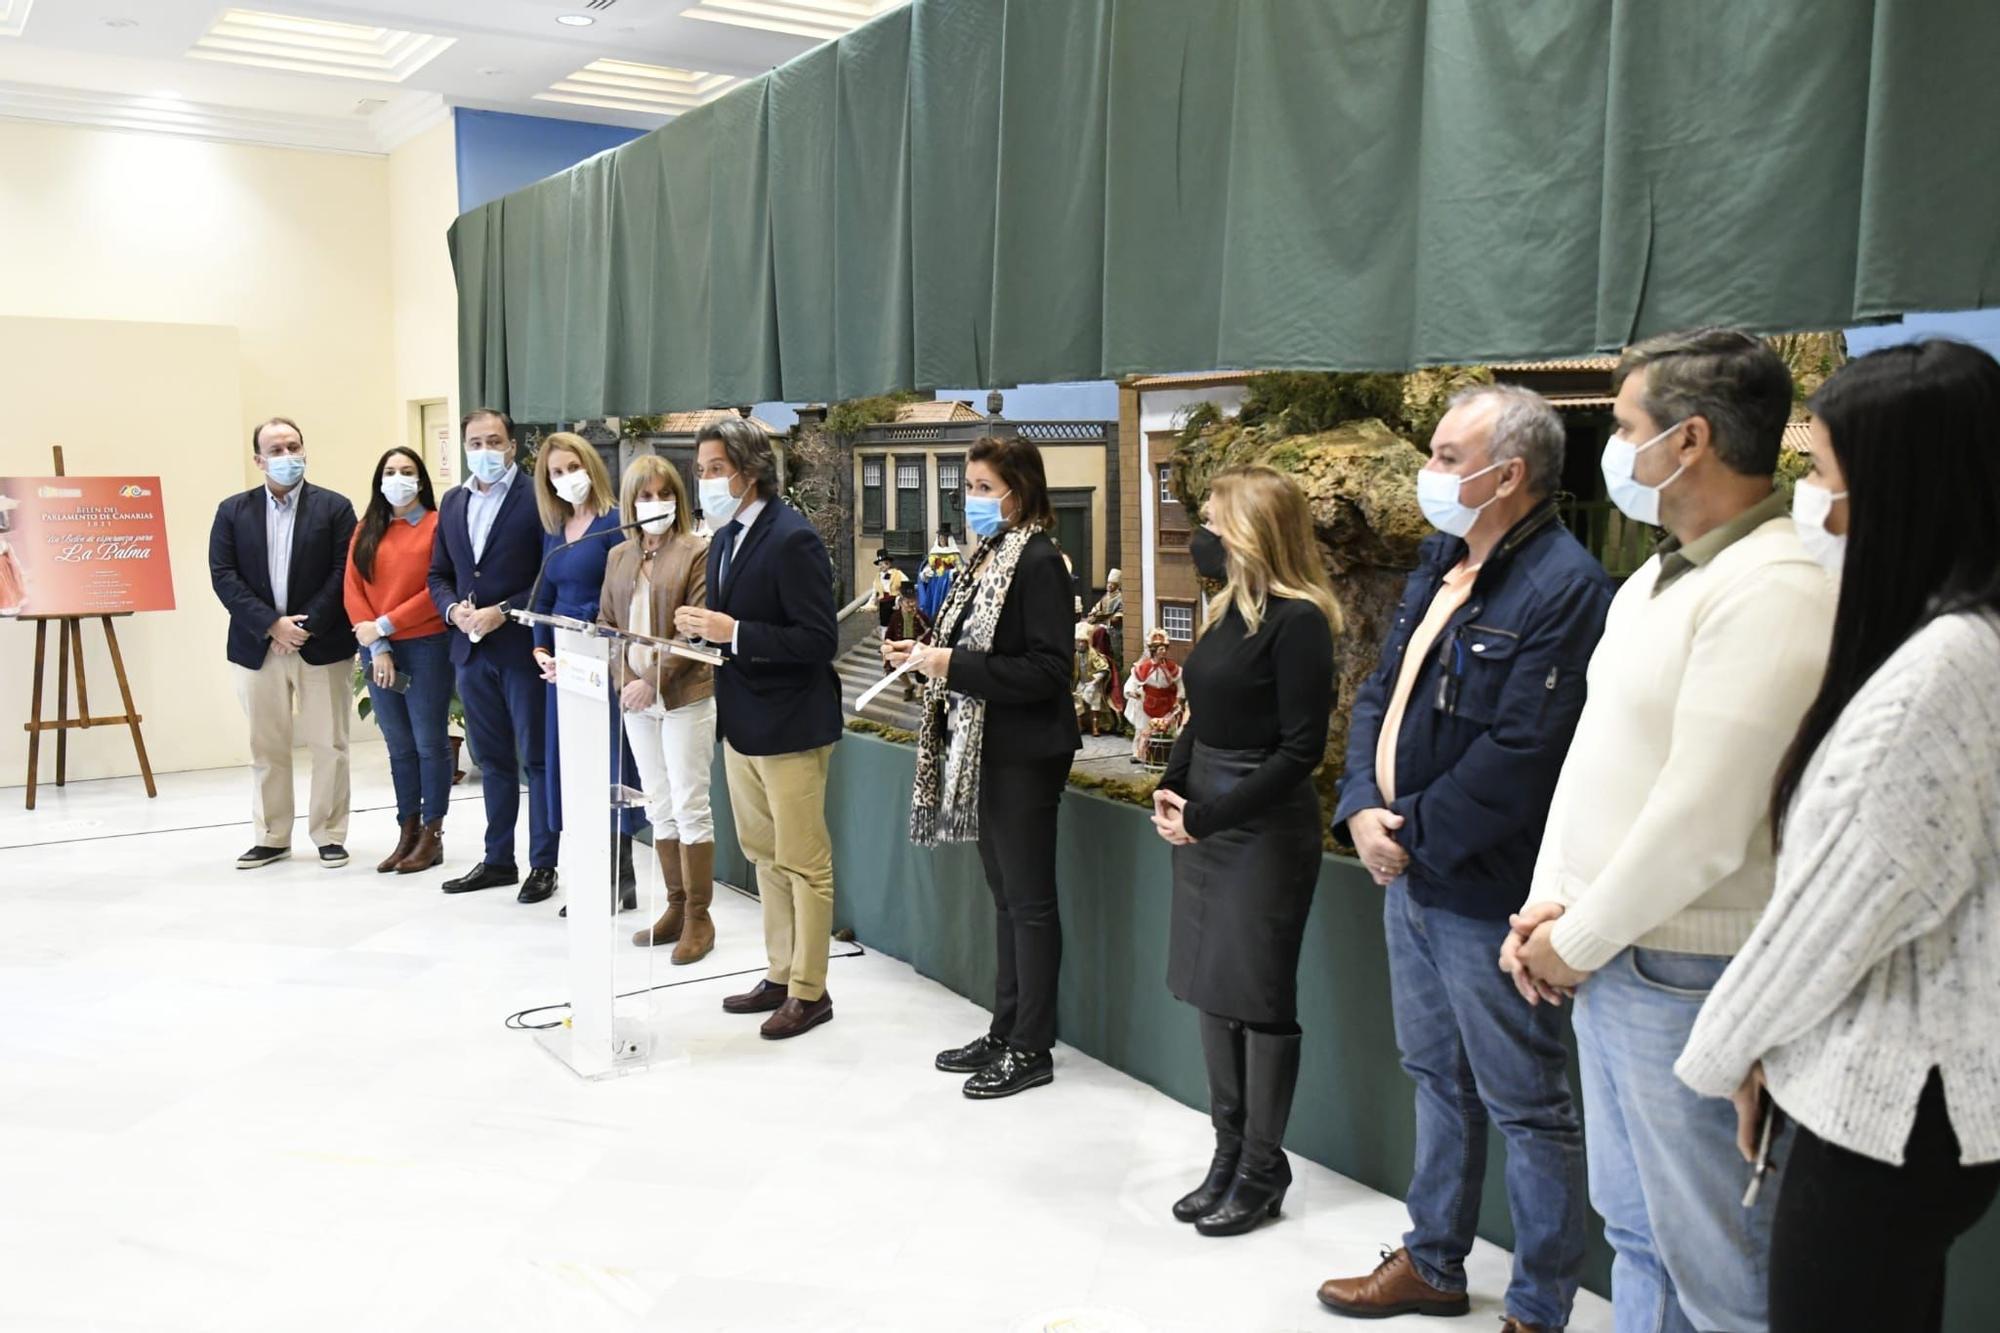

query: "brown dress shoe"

left=378, top=815, right=421, bottom=873
left=1499, top=1320, right=1553, bottom=1332
left=632, top=838, right=685, bottom=947
left=1317, top=1247, right=1470, bottom=1319
left=672, top=841, right=716, bottom=965
left=722, top=979, right=788, bottom=1014
left=393, top=820, right=444, bottom=874
left=760, top=994, right=833, bottom=1040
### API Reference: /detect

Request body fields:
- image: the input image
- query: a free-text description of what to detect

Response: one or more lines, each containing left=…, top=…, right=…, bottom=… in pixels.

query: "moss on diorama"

left=824, top=391, right=922, bottom=438
left=846, top=716, right=917, bottom=745
left=1067, top=769, right=1160, bottom=806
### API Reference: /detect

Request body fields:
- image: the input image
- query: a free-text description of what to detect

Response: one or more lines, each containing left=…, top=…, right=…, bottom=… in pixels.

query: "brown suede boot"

left=393, top=820, right=444, bottom=874
left=632, top=839, right=685, bottom=947
left=672, top=841, right=716, bottom=965
left=378, top=815, right=421, bottom=873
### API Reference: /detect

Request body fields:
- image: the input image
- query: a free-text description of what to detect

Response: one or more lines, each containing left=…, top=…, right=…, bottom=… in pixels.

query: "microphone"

left=518, top=514, right=654, bottom=636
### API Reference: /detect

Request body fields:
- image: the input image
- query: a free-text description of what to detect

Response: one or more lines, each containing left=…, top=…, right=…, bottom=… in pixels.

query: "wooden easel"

left=18, top=446, right=157, bottom=810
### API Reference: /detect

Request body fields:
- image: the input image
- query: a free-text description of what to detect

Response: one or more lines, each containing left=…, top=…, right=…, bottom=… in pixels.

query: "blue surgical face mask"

left=466, top=448, right=509, bottom=485
left=965, top=491, right=1011, bottom=539
left=699, top=474, right=744, bottom=526
left=265, top=454, right=306, bottom=487
left=1416, top=461, right=1503, bottom=538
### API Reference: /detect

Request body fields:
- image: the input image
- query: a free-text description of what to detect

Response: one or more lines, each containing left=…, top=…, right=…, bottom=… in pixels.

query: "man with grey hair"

left=1319, top=383, right=1611, bottom=1329
left=675, top=417, right=843, bottom=1040
left=1501, top=328, right=1834, bottom=1332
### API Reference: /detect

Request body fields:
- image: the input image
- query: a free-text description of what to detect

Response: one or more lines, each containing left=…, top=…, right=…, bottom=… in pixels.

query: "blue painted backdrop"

left=454, top=108, right=646, bottom=214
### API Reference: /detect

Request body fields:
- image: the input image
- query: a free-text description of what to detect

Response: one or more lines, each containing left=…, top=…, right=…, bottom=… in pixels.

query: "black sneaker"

left=318, top=844, right=350, bottom=868
left=236, top=845, right=290, bottom=870
left=935, top=1033, right=1009, bottom=1074
left=963, top=1046, right=1054, bottom=1100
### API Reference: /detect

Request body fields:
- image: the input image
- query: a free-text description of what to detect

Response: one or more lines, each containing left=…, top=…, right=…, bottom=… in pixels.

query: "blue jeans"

left=456, top=650, right=558, bottom=870
left=1575, top=947, right=1783, bottom=1333
left=365, top=632, right=453, bottom=826
left=1385, top=881, right=1587, bottom=1329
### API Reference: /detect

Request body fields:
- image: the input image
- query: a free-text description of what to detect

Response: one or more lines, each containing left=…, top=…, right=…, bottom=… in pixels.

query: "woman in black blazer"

left=888, top=435, right=1081, bottom=1100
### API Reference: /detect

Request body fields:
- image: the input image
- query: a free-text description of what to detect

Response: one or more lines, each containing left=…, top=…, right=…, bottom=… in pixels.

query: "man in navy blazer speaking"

left=207, top=417, right=358, bottom=871
left=675, top=417, right=842, bottom=1040
left=427, top=408, right=559, bottom=904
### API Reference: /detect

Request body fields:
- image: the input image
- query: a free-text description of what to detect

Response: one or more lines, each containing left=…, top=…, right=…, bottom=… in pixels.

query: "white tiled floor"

left=0, top=753, right=1609, bottom=1333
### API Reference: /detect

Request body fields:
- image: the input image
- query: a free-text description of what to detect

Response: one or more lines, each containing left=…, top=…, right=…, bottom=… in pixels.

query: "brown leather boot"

left=672, top=841, right=716, bottom=965
left=632, top=839, right=685, bottom=946
left=393, top=820, right=444, bottom=874
left=1316, top=1247, right=1470, bottom=1319
left=378, top=815, right=421, bottom=873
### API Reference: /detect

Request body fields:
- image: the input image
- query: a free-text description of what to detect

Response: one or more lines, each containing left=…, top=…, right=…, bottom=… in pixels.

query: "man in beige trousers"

left=676, top=418, right=843, bottom=1041
left=207, top=417, right=358, bottom=869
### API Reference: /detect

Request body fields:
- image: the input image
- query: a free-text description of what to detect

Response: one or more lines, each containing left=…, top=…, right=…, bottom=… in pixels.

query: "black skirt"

left=1166, top=740, right=1322, bottom=1025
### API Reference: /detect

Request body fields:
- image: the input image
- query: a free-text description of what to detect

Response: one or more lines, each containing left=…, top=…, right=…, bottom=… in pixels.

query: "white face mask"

left=699, top=474, right=744, bottom=526
left=552, top=470, right=594, bottom=506
left=635, top=499, right=676, bottom=534
left=1416, top=461, right=1504, bottom=538
left=1600, top=420, right=1688, bottom=526
left=380, top=475, right=420, bottom=507
left=1791, top=478, right=1848, bottom=575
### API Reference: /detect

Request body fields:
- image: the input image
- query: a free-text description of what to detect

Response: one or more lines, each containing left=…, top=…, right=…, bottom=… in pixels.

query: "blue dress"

left=532, top=513, right=641, bottom=834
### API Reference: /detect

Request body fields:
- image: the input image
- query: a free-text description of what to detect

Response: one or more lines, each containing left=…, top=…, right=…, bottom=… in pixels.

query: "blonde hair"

left=618, top=453, right=692, bottom=537
left=533, top=432, right=617, bottom=534
left=1201, top=466, right=1344, bottom=638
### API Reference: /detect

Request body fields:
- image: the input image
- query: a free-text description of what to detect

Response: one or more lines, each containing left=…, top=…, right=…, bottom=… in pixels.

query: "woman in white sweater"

left=1677, top=339, right=2000, bottom=1333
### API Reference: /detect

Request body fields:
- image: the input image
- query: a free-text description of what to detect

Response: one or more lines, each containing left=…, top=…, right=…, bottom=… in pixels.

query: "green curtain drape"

left=450, top=0, right=2000, bottom=418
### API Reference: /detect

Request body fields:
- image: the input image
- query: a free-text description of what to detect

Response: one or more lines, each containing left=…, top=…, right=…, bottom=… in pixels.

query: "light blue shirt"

left=265, top=484, right=298, bottom=617
left=466, top=465, right=518, bottom=564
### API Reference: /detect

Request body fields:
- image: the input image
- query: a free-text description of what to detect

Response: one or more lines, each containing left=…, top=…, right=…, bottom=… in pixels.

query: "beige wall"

left=0, top=316, right=248, bottom=782
left=388, top=115, right=461, bottom=487
left=0, top=116, right=468, bottom=780
left=0, top=118, right=398, bottom=512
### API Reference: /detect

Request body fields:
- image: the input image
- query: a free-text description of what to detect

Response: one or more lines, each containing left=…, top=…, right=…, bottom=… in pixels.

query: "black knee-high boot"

left=616, top=834, right=637, bottom=912
left=1196, top=1027, right=1300, bottom=1236
left=1174, top=1012, right=1246, bottom=1222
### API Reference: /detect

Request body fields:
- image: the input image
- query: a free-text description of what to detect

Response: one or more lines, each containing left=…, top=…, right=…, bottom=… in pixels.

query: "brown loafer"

left=759, top=994, right=832, bottom=1040
left=1317, top=1246, right=1470, bottom=1319
left=722, top=979, right=788, bottom=1014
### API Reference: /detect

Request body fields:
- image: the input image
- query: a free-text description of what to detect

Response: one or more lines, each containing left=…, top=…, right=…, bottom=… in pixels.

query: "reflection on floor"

left=0, top=752, right=1609, bottom=1332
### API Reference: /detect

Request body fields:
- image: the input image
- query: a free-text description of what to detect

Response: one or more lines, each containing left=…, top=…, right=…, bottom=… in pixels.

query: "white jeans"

left=623, top=695, right=716, bottom=844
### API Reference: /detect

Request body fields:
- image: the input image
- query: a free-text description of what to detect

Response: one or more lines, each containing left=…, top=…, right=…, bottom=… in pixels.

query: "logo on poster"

left=117, top=484, right=154, bottom=498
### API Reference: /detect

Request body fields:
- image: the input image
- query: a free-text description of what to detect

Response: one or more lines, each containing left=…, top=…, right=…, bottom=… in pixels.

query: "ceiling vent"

left=188, top=8, right=455, bottom=83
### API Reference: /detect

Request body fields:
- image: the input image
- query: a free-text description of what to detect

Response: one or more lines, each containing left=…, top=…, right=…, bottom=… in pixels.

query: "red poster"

left=0, top=476, right=177, bottom=617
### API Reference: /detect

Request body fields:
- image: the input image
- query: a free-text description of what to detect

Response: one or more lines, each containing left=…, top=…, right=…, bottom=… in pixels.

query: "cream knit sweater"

left=1527, top=516, right=1835, bottom=970
left=1678, top=612, right=2000, bottom=1165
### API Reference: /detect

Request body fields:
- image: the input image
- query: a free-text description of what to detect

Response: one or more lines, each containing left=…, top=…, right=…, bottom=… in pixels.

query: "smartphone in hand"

left=1742, top=1091, right=1782, bottom=1207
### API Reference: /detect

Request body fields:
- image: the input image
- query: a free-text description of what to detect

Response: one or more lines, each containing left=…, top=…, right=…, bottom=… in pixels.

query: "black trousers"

left=975, top=752, right=1070, bottom=1055
left=1771, top=1070, right=2000, bottom=1333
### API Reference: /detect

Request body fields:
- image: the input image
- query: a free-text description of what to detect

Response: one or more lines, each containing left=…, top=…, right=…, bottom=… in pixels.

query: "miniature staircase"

left=836, top=634, right=928, bottom=735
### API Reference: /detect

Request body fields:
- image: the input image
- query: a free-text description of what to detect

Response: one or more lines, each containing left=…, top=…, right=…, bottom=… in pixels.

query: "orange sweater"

left=344, top=510, right=447, bottom=640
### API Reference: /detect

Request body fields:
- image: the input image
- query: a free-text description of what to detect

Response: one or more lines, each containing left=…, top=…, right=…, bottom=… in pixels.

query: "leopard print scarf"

left=909, top=524, right=1039, bottom=846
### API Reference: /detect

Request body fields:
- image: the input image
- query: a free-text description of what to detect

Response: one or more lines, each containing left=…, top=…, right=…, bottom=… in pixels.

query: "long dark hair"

left=1771, top=340, right=2000, bottom=839
left=353, top=446, right=437, bottom=583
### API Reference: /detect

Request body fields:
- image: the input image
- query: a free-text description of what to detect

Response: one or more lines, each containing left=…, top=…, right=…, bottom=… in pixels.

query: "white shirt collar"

left=730, top=495, right=768, bottom=533
left=266, top=484, right=299, bottom=510
left=472, top=464, right=518, bottom=497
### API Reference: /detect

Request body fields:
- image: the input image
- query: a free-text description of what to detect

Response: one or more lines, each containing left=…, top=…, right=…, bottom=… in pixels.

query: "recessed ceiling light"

left=555, top=13, right=594, bottom=25
left=534, top=58, right=738, bottom=115
left=188, top=8, right=455, bottom=84
left=681, top=1, right=906, bottom=42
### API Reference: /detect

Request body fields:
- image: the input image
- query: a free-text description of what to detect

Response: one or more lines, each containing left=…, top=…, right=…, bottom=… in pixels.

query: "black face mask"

left=1189, top=525, right=1229, bottom=583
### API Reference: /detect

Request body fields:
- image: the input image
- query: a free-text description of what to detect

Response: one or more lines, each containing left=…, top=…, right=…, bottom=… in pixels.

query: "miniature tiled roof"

left=1487, top=355, right=1621, bottom=373
left=652, top=409, right=784, bottom=437
left=894, top=400, right=987, bottom=423
left=1124, top=370, right=1264, bottom=390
